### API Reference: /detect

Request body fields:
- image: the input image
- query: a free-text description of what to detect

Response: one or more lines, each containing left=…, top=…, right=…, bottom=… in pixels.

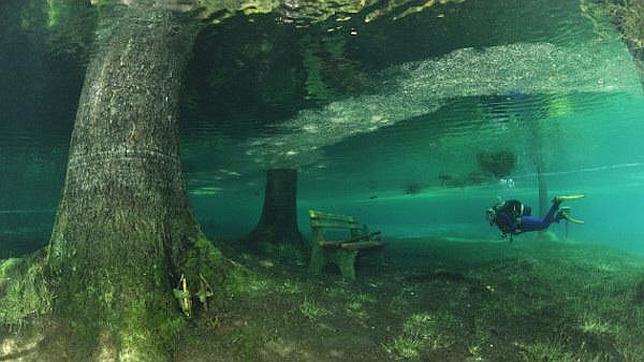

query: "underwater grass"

left=0, top=252, right=53, bottom=329
left=7, top=236, right=631, bottom=361
left=299, top=298, right=329, bottom=321
left=346, top=292, right=375, bottom=319
left=517, top=340, right=578, bottom=362
left=382, top=312, right=459, bottom=360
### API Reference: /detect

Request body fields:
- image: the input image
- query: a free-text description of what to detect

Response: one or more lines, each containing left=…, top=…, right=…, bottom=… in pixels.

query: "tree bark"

left=247, top=169, right=305, bottom=255
left=45, top=3, right=224, bottom=360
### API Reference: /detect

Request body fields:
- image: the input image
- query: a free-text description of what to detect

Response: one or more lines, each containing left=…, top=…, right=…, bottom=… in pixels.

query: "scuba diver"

left=486, top=195, right=585, bottom=240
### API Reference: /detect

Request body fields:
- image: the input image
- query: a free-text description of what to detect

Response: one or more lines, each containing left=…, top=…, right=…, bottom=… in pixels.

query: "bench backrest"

left=309, top=210, right=359, bottom=229
left=309, top=210, right=365, bottom=242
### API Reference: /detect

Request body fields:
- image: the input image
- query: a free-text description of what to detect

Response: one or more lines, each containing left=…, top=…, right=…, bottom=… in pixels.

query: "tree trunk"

left=526, top=117, right=548, bottom=218
left=247, top=169, right=305, bottom=256
left=526, top=118, right=557, bottom=242
left=536, top=155, right=548, bottom=218
left=46, top=3, right=224, bottom=360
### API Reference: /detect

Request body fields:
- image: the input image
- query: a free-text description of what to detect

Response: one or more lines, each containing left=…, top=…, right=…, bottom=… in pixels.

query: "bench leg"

left=376, top=247, right=385, bottom=267
left=309, top=244, right=325, bottom=275
left=310, top=247, right=358, bottom=280
left=337, top=251, right=357, bottom=280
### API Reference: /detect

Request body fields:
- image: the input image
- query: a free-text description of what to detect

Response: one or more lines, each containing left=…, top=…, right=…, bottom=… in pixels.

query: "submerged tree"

left=246, top=169, right=305, bottom=259
left=44, top=2, right=235, bottom=359
left=476, top=149, right=516, bottom=179
left=526, top=119, right=548, bottom=217
left=1, top=0, right=234, bottom=359
left=510, top=91, right=549, bottom=218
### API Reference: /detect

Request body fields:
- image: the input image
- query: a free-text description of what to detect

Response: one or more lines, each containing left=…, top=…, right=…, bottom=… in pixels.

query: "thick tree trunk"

left=45, top=3, right=223, bottom=360
left=247, top=169, right=305, bottom=256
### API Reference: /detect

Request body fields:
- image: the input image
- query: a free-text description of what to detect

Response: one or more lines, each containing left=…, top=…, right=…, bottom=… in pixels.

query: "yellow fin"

left=557, top=194, right=585, bottom=202
left=562, top=212, right=585, bottom=224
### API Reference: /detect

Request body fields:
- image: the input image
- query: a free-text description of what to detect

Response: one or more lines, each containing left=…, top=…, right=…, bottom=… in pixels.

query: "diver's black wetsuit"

left=493, top=199, right=563, bottom=236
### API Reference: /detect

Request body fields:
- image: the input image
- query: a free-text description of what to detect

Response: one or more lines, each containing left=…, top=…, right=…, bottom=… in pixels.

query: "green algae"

left=0, top=252, right=53, bottom=328
left=299, top=298, right=330, bottom=321
left=383, top=312, right=459, bottom=359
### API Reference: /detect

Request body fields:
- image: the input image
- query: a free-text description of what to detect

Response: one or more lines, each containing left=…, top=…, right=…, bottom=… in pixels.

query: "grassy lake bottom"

left=168, top=237, right=644, bottom=361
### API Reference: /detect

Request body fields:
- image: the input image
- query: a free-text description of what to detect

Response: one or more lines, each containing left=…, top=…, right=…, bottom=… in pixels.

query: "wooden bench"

left=308, top=210, right=384, bottom=280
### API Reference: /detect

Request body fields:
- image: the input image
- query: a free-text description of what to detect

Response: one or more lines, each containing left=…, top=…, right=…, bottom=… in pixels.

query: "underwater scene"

left=1, top=0, right=644, bottom=361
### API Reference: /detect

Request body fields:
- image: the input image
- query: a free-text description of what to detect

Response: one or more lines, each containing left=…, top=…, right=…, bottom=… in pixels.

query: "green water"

left=1, top=0, right=644, bottom=360
left=1, top=1, right=643, bottom=255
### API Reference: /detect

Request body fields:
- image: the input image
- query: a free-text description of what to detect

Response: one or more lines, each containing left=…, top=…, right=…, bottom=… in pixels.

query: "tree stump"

left=246, top=169, right=305, bottom=260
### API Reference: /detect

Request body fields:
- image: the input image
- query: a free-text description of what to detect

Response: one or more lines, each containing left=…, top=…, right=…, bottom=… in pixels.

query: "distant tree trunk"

left=46, top=3, right=226, bottom=360
left=536, top=155, right=548, bottom=218
left=526, top=117, right=548, bottom=217
left=247, top=169, right=305, bottom=255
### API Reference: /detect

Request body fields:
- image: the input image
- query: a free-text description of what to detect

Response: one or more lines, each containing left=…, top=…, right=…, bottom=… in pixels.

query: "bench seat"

left=308, top=209, right=384, bottom=280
